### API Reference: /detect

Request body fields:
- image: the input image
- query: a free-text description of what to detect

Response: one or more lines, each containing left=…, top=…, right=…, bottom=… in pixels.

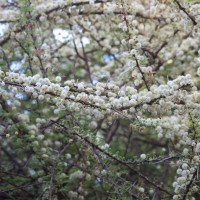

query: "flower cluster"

left=0, top=0, right=200, bottom=199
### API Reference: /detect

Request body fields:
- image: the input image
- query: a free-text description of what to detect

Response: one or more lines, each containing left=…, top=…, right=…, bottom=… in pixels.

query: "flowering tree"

left=0, top=0, right=200, bottom=199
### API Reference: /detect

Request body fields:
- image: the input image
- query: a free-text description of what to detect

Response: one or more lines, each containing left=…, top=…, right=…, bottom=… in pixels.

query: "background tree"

left=0, top=0, right=200, bottom=199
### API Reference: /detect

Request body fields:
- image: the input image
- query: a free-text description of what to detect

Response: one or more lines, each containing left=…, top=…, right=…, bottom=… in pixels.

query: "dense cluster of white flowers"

left=0, top=0, right=200, bottom=199
left=1, top=71, right=197, bottom=122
